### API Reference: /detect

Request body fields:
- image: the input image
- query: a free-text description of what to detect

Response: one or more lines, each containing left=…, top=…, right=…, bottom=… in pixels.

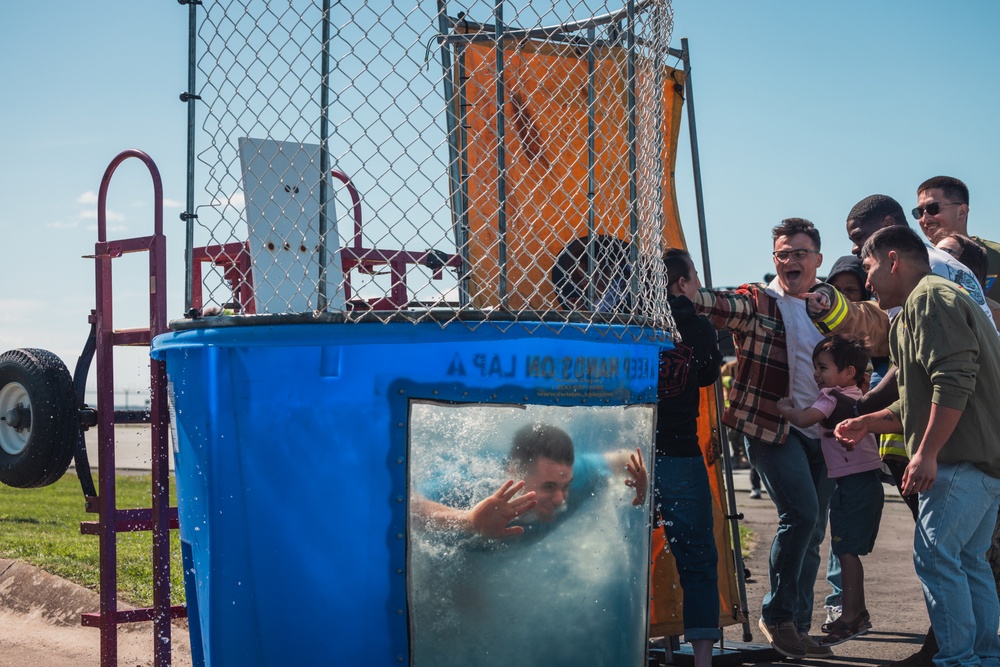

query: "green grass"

left=0, top=475, right=756, bottom=609
left=739, top=524, right=754, bottom=557
left=0, top=475, right=184, bottom=608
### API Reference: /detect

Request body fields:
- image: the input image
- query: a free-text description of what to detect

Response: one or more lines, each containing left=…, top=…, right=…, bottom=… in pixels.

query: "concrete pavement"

left=82, top=424, right=174, bottom=472
left=720, top=468, right=931, bottom=666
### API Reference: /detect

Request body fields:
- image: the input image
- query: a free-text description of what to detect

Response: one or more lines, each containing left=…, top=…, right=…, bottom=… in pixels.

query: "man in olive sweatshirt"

left=835, top=225, right=1000, bottom=667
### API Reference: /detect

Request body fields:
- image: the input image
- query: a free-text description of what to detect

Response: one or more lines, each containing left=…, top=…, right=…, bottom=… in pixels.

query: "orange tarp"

left=649, top=385, right=747, bottom=636
left=455, top=36, right=745, bottom=636
left=456, top=39, right=687, bottom=309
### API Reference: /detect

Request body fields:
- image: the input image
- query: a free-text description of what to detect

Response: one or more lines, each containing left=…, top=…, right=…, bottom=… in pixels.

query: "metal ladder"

left=78, top=149, right=185, bottom=667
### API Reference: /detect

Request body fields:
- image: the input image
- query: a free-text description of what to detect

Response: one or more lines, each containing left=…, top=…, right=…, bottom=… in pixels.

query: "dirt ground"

left=0, top=472, right=930, bottom=666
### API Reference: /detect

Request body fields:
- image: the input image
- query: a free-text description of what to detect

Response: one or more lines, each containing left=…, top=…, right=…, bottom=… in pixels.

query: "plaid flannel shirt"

left=692, top=283, right=791, bottom=446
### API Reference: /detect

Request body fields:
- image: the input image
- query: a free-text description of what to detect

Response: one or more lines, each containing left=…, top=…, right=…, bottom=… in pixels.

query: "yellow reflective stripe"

left=878, top=433, right=907, bottom=459
left=814, top=289, right=848, bottom=334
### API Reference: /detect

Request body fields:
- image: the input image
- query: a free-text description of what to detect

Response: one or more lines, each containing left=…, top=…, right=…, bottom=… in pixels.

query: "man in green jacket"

left=835, top=225, right=1000, bottom=667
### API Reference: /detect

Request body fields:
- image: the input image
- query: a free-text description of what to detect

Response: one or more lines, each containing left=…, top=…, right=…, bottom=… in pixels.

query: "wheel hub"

left=0, top=382, right=31, bottom=456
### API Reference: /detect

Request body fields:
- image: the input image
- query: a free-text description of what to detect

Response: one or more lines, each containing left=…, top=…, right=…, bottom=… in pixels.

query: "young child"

left=776, top=334, right=884, bottom=646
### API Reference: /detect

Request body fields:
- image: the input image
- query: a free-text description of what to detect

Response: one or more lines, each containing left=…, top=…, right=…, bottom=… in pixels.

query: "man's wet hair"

left=509, top=423, right=575, bottom=469
left=918, top=175, right=969, bottom=206
left=813, top=335, right=871, bottom=389
left=860, top=225, right=929, bottom=267
left=772, top=218, right=821, bottom=251
left=847, top=194, right=908, bottom=228
left=939, top=233, right=988, bottom=289
left=664, top=247, right=693, bottom=288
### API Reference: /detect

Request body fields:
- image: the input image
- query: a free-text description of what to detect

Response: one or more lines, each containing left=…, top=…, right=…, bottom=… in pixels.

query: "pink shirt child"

left=812, top=386, right=881, bottom=478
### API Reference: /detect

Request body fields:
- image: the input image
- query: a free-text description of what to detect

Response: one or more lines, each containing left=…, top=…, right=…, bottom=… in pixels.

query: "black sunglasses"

left=911, top=201, right=962, bottom=220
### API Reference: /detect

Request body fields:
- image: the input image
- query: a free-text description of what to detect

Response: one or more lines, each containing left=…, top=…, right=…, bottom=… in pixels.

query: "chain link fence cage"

left=185, top=0, right=685, bottom=341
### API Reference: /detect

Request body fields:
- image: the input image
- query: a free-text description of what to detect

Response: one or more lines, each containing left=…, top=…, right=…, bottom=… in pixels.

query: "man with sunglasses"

left=692, top=218, right=835, bottom=659
left=836, top=194, right=994, bottom=326
left=915, top=176, right=1000, bottom=302
left=808, top=193, right=998, bottom=667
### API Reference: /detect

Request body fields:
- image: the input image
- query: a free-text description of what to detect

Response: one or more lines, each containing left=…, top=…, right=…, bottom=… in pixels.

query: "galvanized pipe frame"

left=318, top=0, right=332, bottom=311
left=435, top=0, right=472, bottom=307
left=586, top=25, right=598, bottom=309
left=435, top=0, right=660, bottom=43
left=182, top=0, right=198, bottom=313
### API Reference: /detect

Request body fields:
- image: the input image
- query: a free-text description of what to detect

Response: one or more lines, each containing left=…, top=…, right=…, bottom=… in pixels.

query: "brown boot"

left=922, top=627, right=938, bottom=655
left=882, top=628, right=936, bottom=667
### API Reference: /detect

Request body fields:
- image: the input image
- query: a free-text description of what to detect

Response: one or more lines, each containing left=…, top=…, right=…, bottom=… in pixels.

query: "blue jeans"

left=914, top=462, right=1000, bottom=667
left=746, top=429, right=834, bottom=631
left=654, top=455, right=722, bottom=642
left=825, top=550, right=842, bottom=608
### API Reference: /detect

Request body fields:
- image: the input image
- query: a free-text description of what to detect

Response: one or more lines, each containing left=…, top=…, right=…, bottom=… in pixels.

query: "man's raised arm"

left=411, top=481, right=538, bottom=539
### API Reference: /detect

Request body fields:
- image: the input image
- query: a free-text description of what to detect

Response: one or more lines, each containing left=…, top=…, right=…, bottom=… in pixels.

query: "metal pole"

left=625, top=1, right=639, bottom=307
left=681, top=36, right=753, bottom=642
left=94, top=159, right=119, bottom=667
left=318, top=0, right=332, bottom=311
left=680, top=38, right=713, bottom=289
left=182, top=0, right=198, bottom=312
left=456, top=48, right=472, bottom=307
left=494, top=0, right=508, bottom=304
left=437, top=1, right=471, bottom=306
left=586, top=26, right=597, bottom=310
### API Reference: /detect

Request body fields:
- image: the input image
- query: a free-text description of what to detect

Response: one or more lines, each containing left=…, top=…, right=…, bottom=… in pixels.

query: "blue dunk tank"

left=153, top=1, right=701, bottom=664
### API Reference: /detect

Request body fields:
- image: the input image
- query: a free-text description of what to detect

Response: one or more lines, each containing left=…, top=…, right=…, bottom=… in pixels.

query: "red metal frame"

left=192, top=169, right=463, bottom=312
left=191, top=241, right=256, bottom=313
left=81, top=149, right=184, bottom=667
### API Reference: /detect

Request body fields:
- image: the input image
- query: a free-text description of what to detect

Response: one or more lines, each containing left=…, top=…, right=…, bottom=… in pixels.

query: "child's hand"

left=776, top=397, right=793, bottom=414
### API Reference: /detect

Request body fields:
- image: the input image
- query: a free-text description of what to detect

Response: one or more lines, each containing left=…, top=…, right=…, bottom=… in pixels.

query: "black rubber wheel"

left=0, top=348, right=78, bottom=488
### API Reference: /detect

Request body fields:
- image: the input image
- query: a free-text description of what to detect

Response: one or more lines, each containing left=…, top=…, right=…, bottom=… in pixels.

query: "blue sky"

left=2, top=1, right=999, bottom=397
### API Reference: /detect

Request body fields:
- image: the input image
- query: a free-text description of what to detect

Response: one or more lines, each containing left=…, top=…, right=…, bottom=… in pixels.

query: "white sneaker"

left=822, top=604, right=842, bottom=632
left=749, top=489, right=762, bottom=499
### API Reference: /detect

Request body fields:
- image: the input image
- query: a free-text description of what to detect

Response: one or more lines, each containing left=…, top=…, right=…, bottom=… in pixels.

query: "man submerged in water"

left=411, top=422, right=647, bottom=539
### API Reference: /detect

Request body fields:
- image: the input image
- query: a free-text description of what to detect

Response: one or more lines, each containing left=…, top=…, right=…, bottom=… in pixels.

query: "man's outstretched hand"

left=803, top=287, right=833, bottom=317
left=467, top=480, right=538, bottom=538
left=623, top=447, right=648, bottom=506
left=833, top=417, right=869, bottom=451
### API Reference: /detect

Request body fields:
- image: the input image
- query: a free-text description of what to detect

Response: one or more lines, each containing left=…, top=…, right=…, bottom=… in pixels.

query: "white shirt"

left=927, top=242, right=997, bottom=331
left=767, top=277, right=823, bottom=439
